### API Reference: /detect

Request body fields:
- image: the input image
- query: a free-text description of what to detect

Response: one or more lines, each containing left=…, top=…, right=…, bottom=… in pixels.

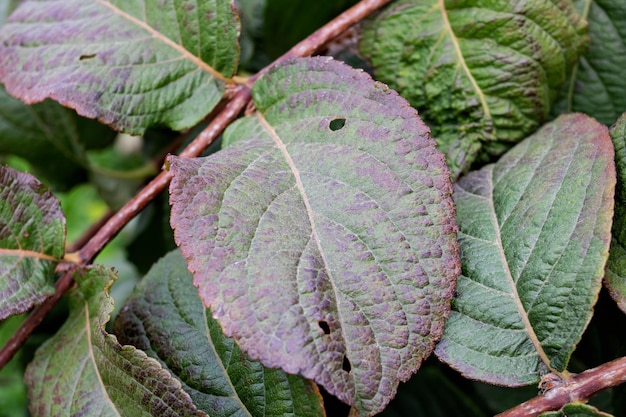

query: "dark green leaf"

left=379, top=365, right=486, bottom=417
left=115, top=249, right=325, bottom=417
left=0, top=0, right=240, bottom=134
left=0, top=314, right=28, bottom=417
left=169, top=56, right=460, bottom=416
left=0, top=166, right=65, bottom=320
left=263, top=0, right=358, bottom=59
left=25, top=265, right=202, bottom=417
left=435, top=113, right=615, bottom=385
left=553, top=0, right=626, bottom=125
left=0, top=85, right=116, bottom=190
left=360, top=0, right=586, bottom=176
left=605, top=112, right=626, bottom=312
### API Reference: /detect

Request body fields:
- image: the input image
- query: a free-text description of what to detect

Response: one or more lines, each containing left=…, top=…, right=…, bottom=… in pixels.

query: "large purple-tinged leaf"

left=0, top=0, right=240, bottom=134
left=115, top=250, right=325, bottom=417
left=605, top=112, right=626, bottom=313
left=359, top=0, right=586, bottom=177
left=25, top=265, right=202, bottom=417
left=435, top=113, right=615, bottom=386
left=0, top=166, right=65, bottom=320
left=169, top=56, right=460, bottom=416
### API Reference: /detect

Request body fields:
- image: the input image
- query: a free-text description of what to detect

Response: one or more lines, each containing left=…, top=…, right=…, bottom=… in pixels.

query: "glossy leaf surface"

left=553, top=0, right=626, bottom=125
left=360, top=0, right=586, bottom=176
left=605, top=112, right=626, bottom=313
left=115, top=250, right=325, bottom=417
left=169, top=57, right=460, bottom=415
left=0, top=0, right=240, bottom=134
left=25, top=266, right=201, bottom=417
left=0, top=167, right=65, bottom=320
left=435, top=113, right=615, bottom=385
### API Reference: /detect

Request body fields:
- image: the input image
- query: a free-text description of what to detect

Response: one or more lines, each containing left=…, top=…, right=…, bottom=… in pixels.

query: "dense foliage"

left=1, top=1, right=626, bottom=416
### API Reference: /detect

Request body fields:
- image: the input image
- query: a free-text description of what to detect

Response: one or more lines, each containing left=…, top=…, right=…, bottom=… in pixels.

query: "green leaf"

left=553, top=0, right=626, bottom=125
left=0, top=166, right=65, bottom=320
left=0, top=314, right=28, bottom=417
left=359, top=0, right=586, bottom=177
left=435, top=113, right=615, bottom=385
left=169, top=56, right=460, bottom=416
left=539, top=402, right=614, bottom=417
left=114, top=249, right=325, bottom=417
left=605, top=112, right=626, bottom=313
left=0, top=85, right=116, bottom=190
left=0, top=0, right=240, bottom=134
left=24, top=265, right=202, bottom=417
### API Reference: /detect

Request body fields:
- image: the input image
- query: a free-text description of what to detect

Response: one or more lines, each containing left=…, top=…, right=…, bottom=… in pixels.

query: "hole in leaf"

left=318, top=320, right=331, bottom=335
left=79, top=53, right=97, bottom=61
left=342, top=355, right=351, bottom=373
left=329, top=118, right=346, bottom=131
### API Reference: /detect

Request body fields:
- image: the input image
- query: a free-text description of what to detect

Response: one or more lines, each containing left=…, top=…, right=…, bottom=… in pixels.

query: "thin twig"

left=497, top=357, right=626, bottom=417
left=0, top=0, right=393, bottom=371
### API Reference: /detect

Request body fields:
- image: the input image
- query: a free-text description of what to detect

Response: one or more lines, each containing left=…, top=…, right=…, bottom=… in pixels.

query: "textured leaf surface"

left=169, top=57, right=460, bottom=415
left=553, top=0, right=626, bottom=125
left=360, top=0, right=586, bottom=176
left=605, top=112, right=626, bottom=313
left=0, top=85, right=116, bottom=190
left=0, top=0, right=240, bottom=134
left=0, top=167, right=65, bottom=320
left=115, top=250, right=325, bottom=417
left=25, top=265, right=202, bottom=417
left=435, top=113, right=615, bottom=385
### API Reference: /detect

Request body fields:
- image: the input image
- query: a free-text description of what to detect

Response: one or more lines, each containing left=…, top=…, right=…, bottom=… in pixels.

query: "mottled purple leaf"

left=0, top=166, right=65, bottom=320
left=169, top=57, right=460, bottom=416
left=0, top=0, right=240, bottom=134
left=25, top=266, right=202, bottom=417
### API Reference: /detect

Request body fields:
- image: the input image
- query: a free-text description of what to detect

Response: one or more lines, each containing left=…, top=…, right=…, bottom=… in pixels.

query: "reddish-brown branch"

left=498, top=357, right=626, bottom=416
left=0, top=0, right=393, bottom=371
left=250, top=0, right=393, bottom=83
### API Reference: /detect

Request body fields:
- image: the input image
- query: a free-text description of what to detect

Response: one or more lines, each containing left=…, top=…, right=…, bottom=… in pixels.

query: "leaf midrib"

left=255, top=112, right=355, bottom=382
left=95, top=0, right=231, bottom=83
left=0, top=247, right=60, bottom=262
left=200, top=308, right=253, bottom=417
left=438, top=0, right=491, bottom=119
left=84, top=304, right=122, bottom=417
left=486, top=168, right=555, bottom=373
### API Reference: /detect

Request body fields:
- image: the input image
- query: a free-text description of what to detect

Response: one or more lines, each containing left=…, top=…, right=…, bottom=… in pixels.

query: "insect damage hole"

left=79, top=53, right=97, bottom=61
left=318, top=320, right=331, bottom=335
left=342, top=355, right=352, bottom=373
left=329, top=118, right=346, bottom=131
